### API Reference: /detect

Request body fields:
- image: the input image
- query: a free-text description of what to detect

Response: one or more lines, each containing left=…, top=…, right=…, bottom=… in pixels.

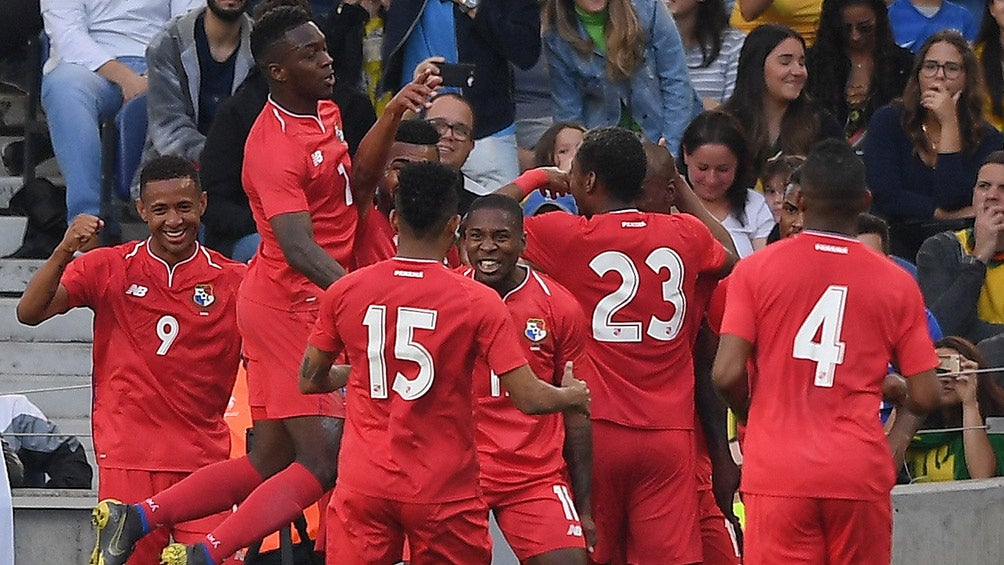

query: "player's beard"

left=207, top=0, right=246, bottom=22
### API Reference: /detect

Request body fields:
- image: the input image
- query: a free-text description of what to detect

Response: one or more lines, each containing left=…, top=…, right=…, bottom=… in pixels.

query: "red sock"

left=139, top=456, right=263, bottom=529
left=203, top=462, right=325, bottom=563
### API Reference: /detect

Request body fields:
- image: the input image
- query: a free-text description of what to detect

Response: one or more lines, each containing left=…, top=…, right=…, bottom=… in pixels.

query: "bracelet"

left=512, top=168, right=550, bottom=198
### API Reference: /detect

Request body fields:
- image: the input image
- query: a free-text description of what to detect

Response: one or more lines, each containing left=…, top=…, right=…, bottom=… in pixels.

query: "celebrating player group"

left=22, top=6, right=942, bottom=564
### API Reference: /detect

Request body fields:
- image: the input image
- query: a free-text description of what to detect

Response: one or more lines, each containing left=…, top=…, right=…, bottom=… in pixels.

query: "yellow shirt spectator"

left=731, top=0, right=822, bottom=45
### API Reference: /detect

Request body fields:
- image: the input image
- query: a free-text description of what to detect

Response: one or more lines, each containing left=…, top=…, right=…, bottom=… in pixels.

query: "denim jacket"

left=543, top=0, right=701, bottom=152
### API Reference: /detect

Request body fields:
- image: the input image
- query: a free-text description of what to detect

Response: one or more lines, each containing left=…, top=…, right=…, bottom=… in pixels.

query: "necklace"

left=921, top=123, right=939, bottom=158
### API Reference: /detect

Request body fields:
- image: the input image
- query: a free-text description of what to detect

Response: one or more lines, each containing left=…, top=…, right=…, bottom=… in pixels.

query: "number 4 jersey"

left=721, top=231, right=939, bottom=499
left=308, top=258, right=528, bottom=504
left=60, top=241, right=246, bottom=472
left=523, top=210, right=728, bottom=430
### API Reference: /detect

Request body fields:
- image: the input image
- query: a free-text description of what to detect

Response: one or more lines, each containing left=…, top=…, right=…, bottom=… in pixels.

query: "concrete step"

left=0, top=215, right=26, bottom=256
left=0, top=258, right=42, bottom=294
left=0, top=375, right=92, bottom=421
left=0, top=342, right=91, bottom=375
left=0, top=297, right=93, bottom=342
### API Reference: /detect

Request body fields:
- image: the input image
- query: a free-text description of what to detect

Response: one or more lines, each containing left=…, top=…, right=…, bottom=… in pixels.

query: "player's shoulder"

left=528, top=269, right=587, bottom=322
left=197, top=245, right=248, bottom=278
left=525, top=210, right=584, bottom=233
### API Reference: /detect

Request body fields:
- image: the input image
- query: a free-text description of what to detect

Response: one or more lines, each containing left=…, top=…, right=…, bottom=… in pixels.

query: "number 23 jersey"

left=61, top=241, right=246, bottom=472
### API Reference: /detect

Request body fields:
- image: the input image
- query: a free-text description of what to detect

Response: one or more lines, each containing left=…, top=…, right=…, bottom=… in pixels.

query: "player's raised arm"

left=711, top=334, right=753, bottom=422
left=667, top=163, right=740, bottom=275
left=17, top=214, right=102, bottom=325
left=298, top=345, right=350, bottom=394
left=500, top=361, right=590, bottom=416
left=270, top=212, right=346, bottom=289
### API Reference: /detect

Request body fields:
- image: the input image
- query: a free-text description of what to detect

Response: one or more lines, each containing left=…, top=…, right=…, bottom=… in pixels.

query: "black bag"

left=243, top=514, right=322, bottom=565
left=4, top=177, right=66, bottom=259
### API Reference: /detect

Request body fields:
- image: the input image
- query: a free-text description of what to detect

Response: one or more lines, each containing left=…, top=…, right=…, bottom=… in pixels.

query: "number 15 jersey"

left=721, top=231, right=939, bottom=500
left=523, top=210, right=728, bottom=430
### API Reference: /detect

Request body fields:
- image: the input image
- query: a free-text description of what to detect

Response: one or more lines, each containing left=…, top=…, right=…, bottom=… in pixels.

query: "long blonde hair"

left=543, top=0, right=645, bottom=82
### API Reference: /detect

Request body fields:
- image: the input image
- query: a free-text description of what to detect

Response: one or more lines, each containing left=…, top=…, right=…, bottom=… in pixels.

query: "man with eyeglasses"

left=888, top=0, right=977, bottom=51
left=424, top=92, right=494, bottom=215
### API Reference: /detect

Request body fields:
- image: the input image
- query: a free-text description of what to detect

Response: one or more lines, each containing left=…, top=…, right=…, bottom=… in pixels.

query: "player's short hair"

left=395, top=161, right=460, bottom=239
left=855, top=213, right=890, bottom=255
left=799, top=139, right=865, bottom=205
left=395, top=119, right=440, bottom=146
left=252, top=0, right=311, bottom=21
left=983, top=150, right=1004, bottom=167
left=464, top=194, right=524, bottom=233
left=139, top=156, right=200, bottom=198
left=575, top=126, right=647, bottom=203
left=250, top=6, right=312, bottom=67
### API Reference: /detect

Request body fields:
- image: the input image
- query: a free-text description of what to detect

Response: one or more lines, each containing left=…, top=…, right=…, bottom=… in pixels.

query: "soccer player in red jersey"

left=298, top=161, right=591, bottom=565
left=82, top=7, right=440, bottom=565
left=713, top=139, right=942, bottom=564
left=16, top=156, right=246, bottom=565
left=510, top=126, right=739, bottom=564
left=460, top=194, right=595, bottom=564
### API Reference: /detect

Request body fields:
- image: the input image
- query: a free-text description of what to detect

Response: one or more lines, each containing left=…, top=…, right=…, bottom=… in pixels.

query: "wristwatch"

left=960, top=254, right=987, bottom=269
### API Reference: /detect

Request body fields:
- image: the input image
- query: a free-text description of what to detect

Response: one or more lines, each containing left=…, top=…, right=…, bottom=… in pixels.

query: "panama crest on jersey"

left=525, top=318, right=547, bottom=342
left=193, top=284, right=215, bottom=308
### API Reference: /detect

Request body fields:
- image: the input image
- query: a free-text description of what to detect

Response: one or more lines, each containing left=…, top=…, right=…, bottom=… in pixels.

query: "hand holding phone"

left=434, top=62, right=476, bottom=89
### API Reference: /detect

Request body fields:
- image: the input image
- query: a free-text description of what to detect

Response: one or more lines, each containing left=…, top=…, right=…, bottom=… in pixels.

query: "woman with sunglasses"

left=863, top=31, right=1002, bottom=257
left=806, top=0, right=914, bottom=149
left=905, top=336, right=1004, bottom=482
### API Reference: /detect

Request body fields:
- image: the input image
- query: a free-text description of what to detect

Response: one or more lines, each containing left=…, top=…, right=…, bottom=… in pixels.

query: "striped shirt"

left=684, top=28, right=745, bottom=105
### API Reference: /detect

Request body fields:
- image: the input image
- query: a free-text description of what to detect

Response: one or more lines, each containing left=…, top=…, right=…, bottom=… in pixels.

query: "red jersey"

left=523, top=210, right=728, bottom=429
left=459, top=266, right=594, bottom=495
left=353, top=208, right=397, bottom=269
left=241, top=98, right=356, bottom=310
left=308, top=258, right=527, bottom=503
left=721, top=231, right=939, bottom=500
left=60, top=241, right=245, bottom=471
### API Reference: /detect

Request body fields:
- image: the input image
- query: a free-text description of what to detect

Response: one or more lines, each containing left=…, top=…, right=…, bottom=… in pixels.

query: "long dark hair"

left=678, top=110, right=754, bottom=224
left=923, top=336, right=1004, bottom=430
left=976, top=4, right=1004, bottom=123
left=901, top=30, right=985, bottom=155
left=807, top=0, right=905, bottom=121
left=691, top=0, right=730, bottom=68
left=723, top=24, right=819, bottom=176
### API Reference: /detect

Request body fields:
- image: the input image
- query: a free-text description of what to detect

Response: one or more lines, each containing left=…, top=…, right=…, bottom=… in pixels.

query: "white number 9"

left=156, top=315, right=180, bottom=356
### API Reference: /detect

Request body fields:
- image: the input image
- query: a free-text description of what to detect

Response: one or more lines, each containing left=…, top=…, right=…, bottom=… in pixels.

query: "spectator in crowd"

left=522, top=120, right=584, bottom=215
left=422, top=92, right=490, bottom=215
left=917, top=150, right=1004, bottom=345
left=39, top=0, right=199, bottom=244
left=765, top=165, right=804, bottom=242
left=200, top=0, right=376, bottom=261
left=976, top=0, right=1004, bottom=131
left=380, top=0, right=541, bottom=191
left=888, top=0, right=977, bottom=52
left=542, top=0, right=702, bottom=153
left=137, top=0, right=254, bottom=194
left=18, top=156, right=246, bottom=564
left=722, top=24, right=842, bottom=178
left=906, top=336, right=1004, bottom=482
left=669, top=0, right=746, bottom=109
left=864, top=31, right=1002, bottom=258
left=679, top=110, right=774, bottom=257
left=0, top=395, right=92, bottom=489
left=513, top=50, right=556, bottom=172
left=760, top=153, right=803, bottom=222
left=730, top=0, right=821, bottom=45
left=807, top=0, right=914, bottom=149
left=1, top=439, right=23, bottom=489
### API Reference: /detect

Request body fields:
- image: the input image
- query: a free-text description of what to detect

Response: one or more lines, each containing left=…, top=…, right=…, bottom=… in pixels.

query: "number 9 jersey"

left=523, top=210, right=728, bottom=430
left=60, top=241, right=246, bottom=473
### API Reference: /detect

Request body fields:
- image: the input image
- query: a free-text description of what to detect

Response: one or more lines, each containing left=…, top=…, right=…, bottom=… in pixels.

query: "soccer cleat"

left=160, top=543, right=212, bottom=565
left=89, top=499, right=144, bottom=565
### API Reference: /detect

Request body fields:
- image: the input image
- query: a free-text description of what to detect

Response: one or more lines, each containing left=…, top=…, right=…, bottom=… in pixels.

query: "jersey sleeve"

left=307, top=282, right=346, bottom=355
left=891, top=277, right=941, bottom=377
left=59, top=250, right=106, bottom=308
left=719, top=262, right=756, bottom=343
left=475, top=291, right=528, bottom=376
left=706, top=276, right=728, bottom=336
left=244, top=131, right=310, bottom=220
left=522, top=214, right=571, bottom=273
left=682, top=213, right=729, bottom=275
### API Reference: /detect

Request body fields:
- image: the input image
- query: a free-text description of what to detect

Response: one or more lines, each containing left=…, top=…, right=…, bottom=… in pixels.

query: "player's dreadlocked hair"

left=464, top=194, right=525, bottom=233
left=395, top=119, right=440, bottom=146
left=395, top=162, right=460, bottom=239
left=139, top=156, right=199, bottom=198
left=576, top=126, right=647, bottom=204
left=250, top=6, right=312, bottom=68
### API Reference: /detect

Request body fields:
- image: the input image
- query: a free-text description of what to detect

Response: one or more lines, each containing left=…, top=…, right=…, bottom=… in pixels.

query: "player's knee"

left=297, top=456, right=337, bottom=490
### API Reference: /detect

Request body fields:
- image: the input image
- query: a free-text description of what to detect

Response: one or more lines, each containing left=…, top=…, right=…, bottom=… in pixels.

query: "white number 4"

left=793, top=285, right=848, bottom=388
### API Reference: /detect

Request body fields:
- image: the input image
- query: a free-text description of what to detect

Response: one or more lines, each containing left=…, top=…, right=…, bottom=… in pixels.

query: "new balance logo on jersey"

left=125, top=284, right=148, bottom=297
left=566, top=524, right=583, bottom=537
left=311, top=150, right=324, bottom=167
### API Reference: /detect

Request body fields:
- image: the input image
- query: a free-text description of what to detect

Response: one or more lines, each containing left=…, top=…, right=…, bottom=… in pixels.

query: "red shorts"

left=326, top=486, right=490, bottom=565
left=99, top=467, right=234, bottom=565
left=590, top=421, right=701, bottom=565
left=698, top=488, right=742, bottom=565
left=484, top=477, right=586, bottom=560
left=744, top=493, right=891, bottom=565
left=238, top=298, right=345, bottom=420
